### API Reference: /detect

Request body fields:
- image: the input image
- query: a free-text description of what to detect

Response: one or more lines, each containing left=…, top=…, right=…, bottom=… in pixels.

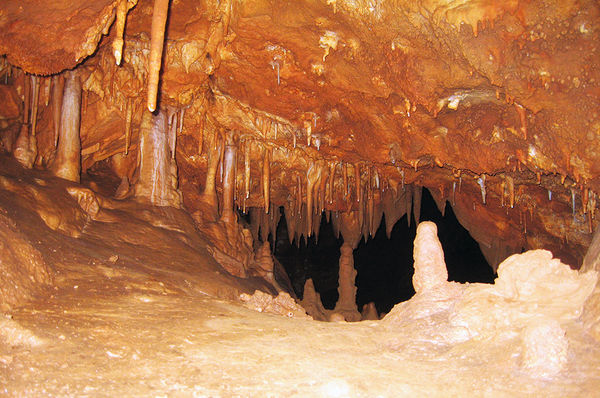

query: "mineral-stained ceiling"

left=0, top=0, right=599, bottom=268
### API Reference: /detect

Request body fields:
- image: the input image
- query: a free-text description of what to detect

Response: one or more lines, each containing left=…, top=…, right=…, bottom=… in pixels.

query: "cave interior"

left=1, top=0, right=600, bottom=396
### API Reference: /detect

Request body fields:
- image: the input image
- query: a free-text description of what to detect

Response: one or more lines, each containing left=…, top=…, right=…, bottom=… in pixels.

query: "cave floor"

left=2, top=273, right=600, bottom=397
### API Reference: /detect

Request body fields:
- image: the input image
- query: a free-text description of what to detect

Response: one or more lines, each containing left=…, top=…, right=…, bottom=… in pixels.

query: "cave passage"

left=274, top=188, right=495, bottom=316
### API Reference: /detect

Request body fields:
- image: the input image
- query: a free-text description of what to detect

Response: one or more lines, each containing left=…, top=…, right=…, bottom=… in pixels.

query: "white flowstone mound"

left=384, top=222, right=599, bottom=379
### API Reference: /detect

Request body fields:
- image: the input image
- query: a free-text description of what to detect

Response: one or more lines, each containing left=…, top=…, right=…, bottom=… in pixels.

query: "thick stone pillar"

left=52, top=71, right=81, bottom=182
left=334, top=211, right=362, bottom=321
left=134, top=109, right=182, bottom=207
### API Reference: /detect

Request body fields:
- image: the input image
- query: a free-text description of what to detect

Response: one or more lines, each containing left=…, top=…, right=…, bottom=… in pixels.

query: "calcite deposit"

left=0, top=0, right=600, bottom=395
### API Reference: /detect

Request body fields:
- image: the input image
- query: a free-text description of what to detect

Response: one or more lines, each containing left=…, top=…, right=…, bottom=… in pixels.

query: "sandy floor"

left=2, top=275, right=600, bottom=397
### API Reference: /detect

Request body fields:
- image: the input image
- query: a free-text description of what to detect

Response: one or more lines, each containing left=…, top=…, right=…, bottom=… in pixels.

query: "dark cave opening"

left=273, top=187, right=496, bottom=316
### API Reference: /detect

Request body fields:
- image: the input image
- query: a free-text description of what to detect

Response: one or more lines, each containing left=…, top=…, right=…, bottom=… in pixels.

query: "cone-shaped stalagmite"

left=52, top=71, right=81, bottom=182
left=134, top=110, right=182, bottom=207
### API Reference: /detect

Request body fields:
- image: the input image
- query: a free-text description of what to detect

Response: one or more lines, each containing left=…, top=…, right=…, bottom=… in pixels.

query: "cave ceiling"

left=0, top=0, right=599, bottom=268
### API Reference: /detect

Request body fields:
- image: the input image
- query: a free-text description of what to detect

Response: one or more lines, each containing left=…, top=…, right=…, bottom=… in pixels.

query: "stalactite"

left=328, top=162, right=336, bottom=204
left=52, top=71, right=82, bottom=183
left=354, top=163, right=361, bottom=203
left=198, top=110, right=206, bottom=154
left=477, top=174, right=486, bottom=204
left=146, top=0, right=170, bottom=112
left=296, top=174, right=302, bottom=216
left=571, top=188, right=576, bottom=218
left=30, top=75, right=40, bottom=137
left=178, top=108, right=185, bottom=133
left=452, top=181, right=456, bottom=206
left=202, top=131, right=222, bottom=215
left=406, top=184, right=413, bottom=227
left=262, top=147, right=270, bottom=212
left=319, top=165, right=328, bottom=213
left=218, top=133, right=225, bottom=183
left=506, top=176, right=515, bottom=208
left=306, top=161, right=323, bottom=236
left=244, top=141, right=251, bottom=207
left=52, top=75, right=64, bottom=148
left=304, top=120, right=312, bottom=146
left=124, top=97, right=132, bottom=155
left=221, top=137, right=237, bottom=225
left=23, top=73, right=31, bottom=125
left=515, top=103, right=527, bottom=139
left=284, top=202, right=295, bottom=245
left=413, top=185, right=422, bottom=225
left=168, top=110, right=177, bottom=159
left=43, top=76, right=51, bottom=106
left=548, top=190, right=552, bottom=201
left=400, top=168, right=405, bottom=191
left=343, top=162, right=348, bottom=199
left=112, top=0, right=128, bottom=66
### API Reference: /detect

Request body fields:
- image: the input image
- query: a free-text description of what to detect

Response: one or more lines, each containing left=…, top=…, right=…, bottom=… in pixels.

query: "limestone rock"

left=240, top=290, right=311, bottom=319
left=521, top=319, right=568, bottom=378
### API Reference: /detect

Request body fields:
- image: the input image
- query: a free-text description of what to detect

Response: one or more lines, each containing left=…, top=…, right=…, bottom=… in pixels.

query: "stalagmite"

left=413, top=185, right=422, bottom=225
left=124, top=97, right=132, bottom=154
left=263, top=147, right=270, bottom=212
left=52, top=75, right=64, bottom=148
left=221, top=135, right=237, bottom=225
left=134, top=109, right=182, bottom=207
left=30, top=75, right=40, bottom=137
left=334, top=211, right=362, bottom=322
left=413, top=221, right=447, bottom=293
left=52, top=71, right=82, bottom=183
left=146, top=0, right=170, bottom=112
